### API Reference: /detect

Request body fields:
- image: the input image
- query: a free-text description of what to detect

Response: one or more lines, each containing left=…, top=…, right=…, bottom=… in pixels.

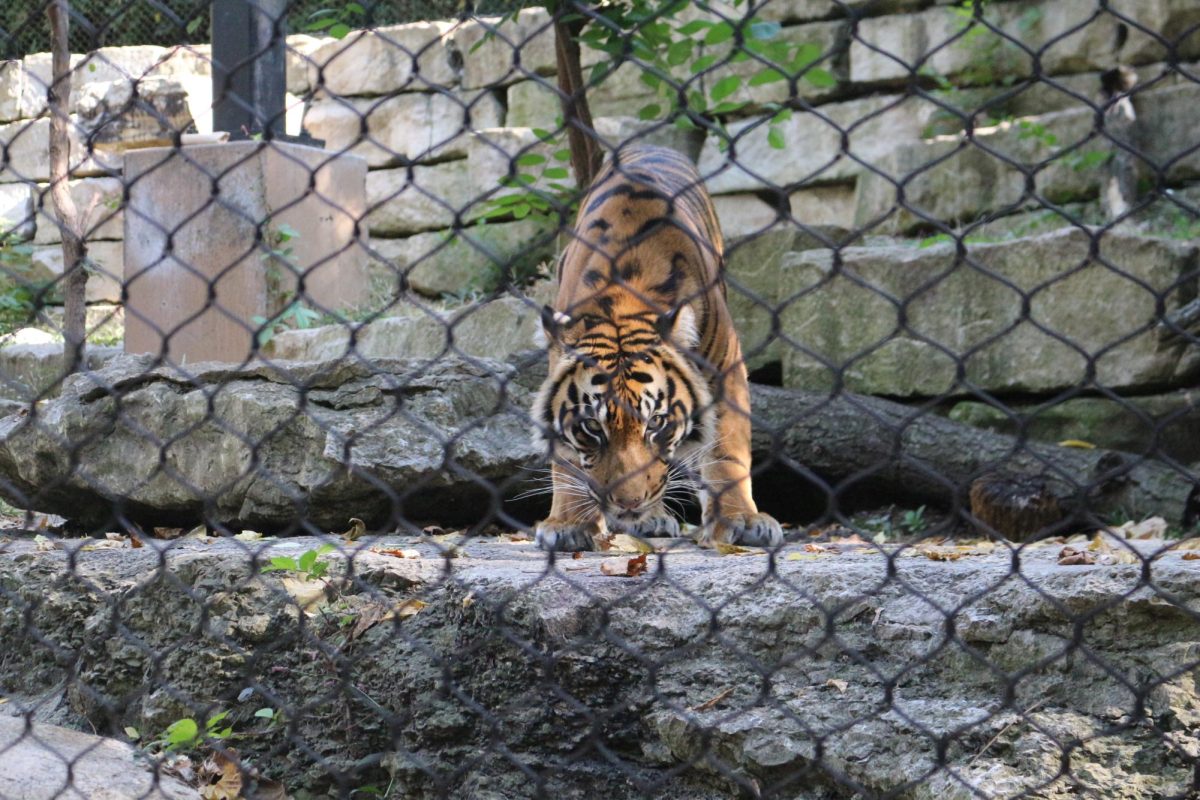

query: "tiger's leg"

left=534, top=462, right=606, bottom=552
left=698, top=363, right=783, bottom=548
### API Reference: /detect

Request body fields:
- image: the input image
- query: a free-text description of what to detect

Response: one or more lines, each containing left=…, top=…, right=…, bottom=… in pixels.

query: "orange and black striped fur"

left=532, top=145, right=782, bottom=551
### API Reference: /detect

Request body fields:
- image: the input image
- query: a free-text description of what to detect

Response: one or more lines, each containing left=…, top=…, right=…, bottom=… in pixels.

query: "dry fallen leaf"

left=785, top=552, right=824, bottom=561
left=825, top=679, right=849, bottom=693
left=350, top=602, right=394, bottom=640
left=1182, top=552, right=1200, bottom=561
left=33, top=534, right=59, bottom=551
left=252, top=780, right=290, bottom=800
left=1113, top=517, right=1167, bottom=540
left=234, top=530, right=264, bottom=542
left=371, top=547, right=421, bottom=559
left=340, top=518, right=366, bottom=542
left=395, top=598, right=427, bottom=619
left=1058, top=439, right=1096, bottom=449
left=461, top=592, right=475, bottom=608
left=198, top=751, right=243, bottom=800
left=917, top=547, right=964, bottom=562
left=1058, top=546, right=1096, bottom=566
left=688, top=686, right=733, bottom=712
left=607, top=533, right=654, bottom=554
left=716, top=542, right=763, bottom=556
left=571, top=551, right=583, bottom=560
left=153, top=527, right=184, bottom=539
left=600, top=552, right=648, bottom=578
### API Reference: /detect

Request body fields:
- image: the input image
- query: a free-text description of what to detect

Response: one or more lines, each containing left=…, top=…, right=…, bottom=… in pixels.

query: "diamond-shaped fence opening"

left=0, top=0, right=1198, bottom=798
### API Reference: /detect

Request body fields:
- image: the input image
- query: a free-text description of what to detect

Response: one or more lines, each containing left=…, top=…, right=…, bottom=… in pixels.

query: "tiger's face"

left=532, top=305, right=715, bottom=526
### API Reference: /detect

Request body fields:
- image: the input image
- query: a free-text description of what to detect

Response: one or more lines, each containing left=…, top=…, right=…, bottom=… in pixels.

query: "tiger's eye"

left=646, top=413, right=668, bottom=433
left=579, top=418, right=603, bottom=437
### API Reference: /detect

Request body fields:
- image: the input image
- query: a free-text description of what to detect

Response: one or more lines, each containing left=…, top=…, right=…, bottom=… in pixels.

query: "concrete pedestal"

left=123, top=140, right=367, bottom=364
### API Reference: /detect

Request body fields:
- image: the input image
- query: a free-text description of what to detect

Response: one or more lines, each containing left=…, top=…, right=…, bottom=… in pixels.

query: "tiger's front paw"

left=703, top=512, right=784, bottom=548
left=618, top=514, right=681, bottom=539
left=535, top=519, right=603, bottom=552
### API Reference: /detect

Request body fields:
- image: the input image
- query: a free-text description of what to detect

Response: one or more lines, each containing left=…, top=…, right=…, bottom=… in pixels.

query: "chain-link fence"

left=1, top=0, right=1199, bottom=797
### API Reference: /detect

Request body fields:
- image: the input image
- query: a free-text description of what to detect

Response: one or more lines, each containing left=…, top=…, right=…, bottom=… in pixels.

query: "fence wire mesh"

left=1, top=0, right=1199, bottom=797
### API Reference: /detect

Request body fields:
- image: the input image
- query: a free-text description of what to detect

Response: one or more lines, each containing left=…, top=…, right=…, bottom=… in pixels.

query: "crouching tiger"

left=531, top=144, right=783, bottom=552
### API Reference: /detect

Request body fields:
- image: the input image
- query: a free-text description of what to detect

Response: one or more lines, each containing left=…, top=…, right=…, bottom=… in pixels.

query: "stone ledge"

left=1, top=533, right=1197, bottom=798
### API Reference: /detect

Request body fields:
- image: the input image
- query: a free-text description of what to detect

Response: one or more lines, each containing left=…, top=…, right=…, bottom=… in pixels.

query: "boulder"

left=302, top=90, right=503, bottom=167
left=1, top=532, right=1198, bottom=798
left=0, top=354, right=539, bottom=530
left=0, top=716, right=197, bottom=800
left=0, top=116, right=120, bottom=183
left=0, top=342, right=120, bottom=403
left=32, top=177, right=123, bottom=245
left=450, top=8, right=557, bottom=90
left=0, top=181, right=34, bottom=239
left=698, top=92, right=943, bottom=194
left=778, top=228, right=1200, bottom=396
left=29, top=240, right=123, bottom=304
left=266, top=294, right=548, bottom=363
left=305, top=21, right=458, bottom=97
left=365, top=160, right=477, bottom=236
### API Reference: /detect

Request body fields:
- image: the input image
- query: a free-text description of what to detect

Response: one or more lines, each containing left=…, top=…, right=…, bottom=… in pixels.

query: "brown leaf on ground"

left=917, top=547, right=964, bottom=561
left=198, top=751, right=243, bottom=800
left=571, top=551, right=583, bottom=560
left=1182, top=552, right=1200, bottom=561
left=153, top=526, right=184, bottom=539
left=716, top=542, right=764, bottom=555
left=371, top=547, right=421, bottom=559
left=600, top=552, right=648, bottom=577
left=350, top=602, right=393, bottom=640
left=395, top=598, right=427, bottom=619
left=609, top=533, right=654, bottom=554
left=1058, top=546, right=1096, bottom=566
left=687, top=686, right=733, bottom=712
left=825, top=679, right=849, bottom=693
left=251, top=780, right=290, bottom=800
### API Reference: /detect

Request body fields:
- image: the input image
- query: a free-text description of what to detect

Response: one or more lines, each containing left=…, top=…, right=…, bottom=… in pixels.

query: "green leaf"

left=637, top=103, right=662, bottom=120
left=804, top=68, right=838, bottom=88
left=345, top=2, right=365, bottom=14
left=748, top=68, right=787, bottom=87
left=513, top=203, right=532, bottom=220
left=792, top=42, right=821, bottom=69
left=304, top=16, right=339, bottom=31
left=667, top=39, right=694, bottom=66
left=329, top=23, right=351, bottom=40
left=165, top=719, right=198, bottom=747
left=767, top=127, right=785, bottom=149
left=705, top=22, right=734, bottom=45
left=254, top=708, right=276, bottom=719
left=543, top=167, right=570, bottom=179
left=710, top=75, right=742, bottom=102
left=515, top=153, right=546, bottom=167
left=298, top=549, right=318, bottom=573
left=553, top=148, right=571, bottom=162
left=262, top=556, right=298, bottom=572
left=771, top=108, right=793, bottom=124
left=638, top=71, right=661, bottom=90
left=674, top=115, right=698, bottom=131
left=531, top=128, right=556, bottom=143
left=206, top=711, right=230, bottom=730
left=690, top=54, right=718, bottom=74
left=676, top=19, right=711, bottom=36
left=185, top=16, right=203, bottom=35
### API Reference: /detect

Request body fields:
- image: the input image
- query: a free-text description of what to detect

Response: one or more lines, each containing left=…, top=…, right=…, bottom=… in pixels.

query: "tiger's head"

left=532, top=303, right=715, bottom=526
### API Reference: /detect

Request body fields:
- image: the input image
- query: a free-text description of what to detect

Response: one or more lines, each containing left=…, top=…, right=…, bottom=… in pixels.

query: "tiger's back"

left=554, top=145, right=740, bottom=375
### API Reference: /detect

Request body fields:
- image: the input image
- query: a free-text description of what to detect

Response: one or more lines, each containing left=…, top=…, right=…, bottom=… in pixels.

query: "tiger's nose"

left=609, top=494, right=643, bottom=512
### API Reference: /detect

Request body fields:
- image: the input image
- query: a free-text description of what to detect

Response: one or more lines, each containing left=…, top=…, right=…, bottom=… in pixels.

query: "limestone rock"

left=306, top=21, right=458, bottom=97
left=74, top=78, right=194, bottom=150
left=29, top=240, right=123, bottom=304
left=303, top=90, right=503, bottom=167
left=32, top=177, right=123, bottom=245
left=366, top=160, right=477, bottom=236
left=267, top=295, right=547, bottom=364
left=1, top=533, right=1197, bottom=798
left=850, top=0, right=1200, bottom=85
left=451, top=8, right=557, bottom=90
left=0, top=181, right=34, bottom=239
left=0, top=354, right=539, bottom=529
left=779, top=228, right=1200, bottom=395
left=698, top=93, right=942, bottom=194
left=0, top=716, right=197, bottom=800
left=0, top=116, right=120, bottom=183
left=369, top=217, right=557, bottom=297
left=0, top=342, right=120, bottom=403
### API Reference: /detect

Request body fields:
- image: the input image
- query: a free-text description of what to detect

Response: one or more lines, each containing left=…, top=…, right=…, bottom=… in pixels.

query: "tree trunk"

left=552, top=3, right=603, bottom=190
left=46, top=0, right=88, bottom=374
left=749, top=385, right=1199, bottom=528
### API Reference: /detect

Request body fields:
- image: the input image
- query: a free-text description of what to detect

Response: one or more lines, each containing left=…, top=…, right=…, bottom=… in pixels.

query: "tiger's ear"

left=656, top=304, right=700, bottom=350
left=535, top=305, right=572, bottom=348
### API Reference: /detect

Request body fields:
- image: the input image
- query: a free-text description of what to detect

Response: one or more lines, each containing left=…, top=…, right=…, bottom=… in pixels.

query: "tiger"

left=530, top=144, right=783, bottom=552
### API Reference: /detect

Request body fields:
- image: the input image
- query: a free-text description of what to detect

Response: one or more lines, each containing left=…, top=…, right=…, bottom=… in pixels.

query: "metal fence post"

left=212, top=0, right=287, bottom=139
